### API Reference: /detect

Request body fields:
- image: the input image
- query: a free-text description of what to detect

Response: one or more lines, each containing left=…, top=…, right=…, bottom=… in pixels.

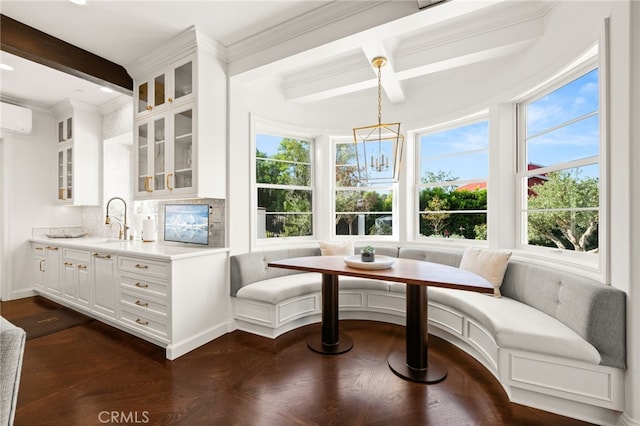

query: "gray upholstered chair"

left=0, top=316, right=26, bottom=426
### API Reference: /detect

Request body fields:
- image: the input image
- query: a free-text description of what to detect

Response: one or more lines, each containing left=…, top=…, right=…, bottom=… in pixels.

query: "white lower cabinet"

left=44, top=245, right=62, bottom=297
left=62, top=249, right=91, bottom=310
left=91, top=252, right=118, bottom=320
left=31, top=242, right=229, bottom=360
left=32, top=244, right=46, bottom=292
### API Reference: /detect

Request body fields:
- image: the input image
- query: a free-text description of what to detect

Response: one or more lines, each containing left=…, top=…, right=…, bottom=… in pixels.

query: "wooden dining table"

left=268, top=255, right=493, bottom=383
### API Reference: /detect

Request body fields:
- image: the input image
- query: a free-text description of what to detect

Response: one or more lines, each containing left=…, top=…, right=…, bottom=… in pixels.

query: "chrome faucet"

left=105, top=197, right=129, bottom=240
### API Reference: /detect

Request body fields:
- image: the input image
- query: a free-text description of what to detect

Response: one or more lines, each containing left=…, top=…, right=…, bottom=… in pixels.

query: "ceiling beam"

left=361, top=43, right=405, bottom=104
left=0, top=14, right=132, bottom=95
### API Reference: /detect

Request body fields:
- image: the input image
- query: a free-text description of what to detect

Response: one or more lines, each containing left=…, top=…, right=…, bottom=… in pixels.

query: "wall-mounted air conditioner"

left=1, top=101, right=32, bottom=134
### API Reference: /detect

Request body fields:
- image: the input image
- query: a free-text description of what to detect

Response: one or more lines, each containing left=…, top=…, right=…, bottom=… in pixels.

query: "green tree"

left=418, top=170, right=487, bottom=239
left=335, top=191, right=360, bottom=235
left=335, top=143, right=362, bottom=187
left=527, top=170, right=599, bottom=252
left=421, top=195, right=451, bottom=236
left=256, top=138, right=312, bottom=237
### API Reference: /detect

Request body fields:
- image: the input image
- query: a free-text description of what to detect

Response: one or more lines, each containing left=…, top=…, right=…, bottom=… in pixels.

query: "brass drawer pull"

left=135, top=300, right=149, bottom=307
left=135, top=318, right=149, bottom=326
left=144, top=176, right=153, bottom=192
left=35, top=247, right=44, bottom=251
left=135, top=263, right=148, bottom=269
left=166, top=173, right=174, bottom=191
left=46, top=246, right=59, bottom=250
left=135, top=282, right=149, bottom=289
left=93, top=253, right=112, bottom=259
left=64, top=262, right=73, bottom=266
left=78, top=265, right=87, bottom=270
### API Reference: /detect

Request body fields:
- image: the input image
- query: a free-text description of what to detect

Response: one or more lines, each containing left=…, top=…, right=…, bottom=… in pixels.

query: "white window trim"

left=251, top=115, right=320, bottom=249
left=330, top=136, right=399, bottom=241
left=513, top=38, right=608, bottom=279
left=412, top=114, right=490, bottom=245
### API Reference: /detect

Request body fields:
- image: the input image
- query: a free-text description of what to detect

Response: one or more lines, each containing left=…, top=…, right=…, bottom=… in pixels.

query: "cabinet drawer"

left=33, top=243, right=46, bottom=255
left=119, top=306, right=169, bottom=341
left=120, top=274, right=168, bottom=298
left=63, top=248, right=91, bottom=263
left=120, top=290, right=168, bottom=318
left=119, top=256, right=169, bottom=279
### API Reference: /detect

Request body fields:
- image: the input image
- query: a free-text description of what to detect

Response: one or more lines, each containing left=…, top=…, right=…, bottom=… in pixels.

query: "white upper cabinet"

left=129, top=26, right=226, bottom=200
left=135, top=56, right=195, bottom=119
left=51, top=99, right=100, bottom=206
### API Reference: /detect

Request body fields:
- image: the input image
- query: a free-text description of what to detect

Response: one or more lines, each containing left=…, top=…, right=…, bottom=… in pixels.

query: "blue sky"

left=420, top=68, right=599, bottom=181
left=526, top=69, right=599, bottom=168
left=420, top=121, right=489, bottom=182
left=256, top=134, right=310, bottom=159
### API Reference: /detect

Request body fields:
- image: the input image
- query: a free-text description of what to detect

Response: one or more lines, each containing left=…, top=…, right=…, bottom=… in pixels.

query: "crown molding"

left=396, top=1, right=551, bottom=59
left=226, top=1, right=391, bottom=65
left=126, top=25, right=225, bottom=79
left=228, top=1, right=419, bottom=81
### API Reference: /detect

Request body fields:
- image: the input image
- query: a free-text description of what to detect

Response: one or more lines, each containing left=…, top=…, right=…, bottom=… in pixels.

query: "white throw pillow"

left=319, top=241, right=354, bottom=256
left=459, top=247, right=512, bottom=297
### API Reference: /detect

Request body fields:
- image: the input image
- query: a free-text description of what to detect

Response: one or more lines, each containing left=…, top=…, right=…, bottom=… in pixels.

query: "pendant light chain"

left=377, top=63, right=382, bottom=126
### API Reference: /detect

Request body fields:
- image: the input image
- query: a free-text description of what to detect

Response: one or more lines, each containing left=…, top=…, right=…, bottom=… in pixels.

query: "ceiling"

left=0, top=0, right=551, bottom=110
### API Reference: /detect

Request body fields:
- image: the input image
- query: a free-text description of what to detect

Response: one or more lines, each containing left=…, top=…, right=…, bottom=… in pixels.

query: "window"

left=334, top=139, right=395, bottom=237
left=517, top=66, right=599, bottom=254
left=416, top=120, right=489, bottom=240
left=255, top=133, right=313, bottom=239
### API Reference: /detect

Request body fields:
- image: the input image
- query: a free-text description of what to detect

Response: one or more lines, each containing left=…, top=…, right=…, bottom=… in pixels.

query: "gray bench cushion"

left=236, top=273, right=392, bottom=304
left=501, top=261, right=626, bottom=369
left=399, top=247, right=462, bottom=266
left=429, top=287, right=601, bottom=364
left=230, top=248, right=320, bottom=296
left=236, top=273, right=321, bottom=304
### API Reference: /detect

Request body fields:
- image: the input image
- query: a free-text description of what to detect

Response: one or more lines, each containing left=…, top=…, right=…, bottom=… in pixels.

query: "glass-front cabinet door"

left=135, top=116, right=168, bottom=196
left=66, top=147, right=73, bottom=200
left=137, top=72, right=167, bottom=115
left=136, top=122, right=150, bottom=195
left=58, top=150, right=65, bottom=200
left=172, top=107, right=193, bottom=191
left=57, top=116, right=72, bottom=142
left=137, top=82, right=149, bottom=114
left=57, top=146, right=73, bottom=201
left=173, top=60, right=193, bottom=103
left=153, top=116, right=166, bottom=192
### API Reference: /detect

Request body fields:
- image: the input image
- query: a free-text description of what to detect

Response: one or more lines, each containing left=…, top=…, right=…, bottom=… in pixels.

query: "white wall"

left=625, top=2, right=640, bottom=425
left=82, top=98, right=133, bottom=238
left=0, top=109, right=83, bottom=301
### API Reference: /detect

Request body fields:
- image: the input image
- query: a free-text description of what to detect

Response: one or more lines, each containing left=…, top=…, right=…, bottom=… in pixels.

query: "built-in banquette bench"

left=230, top=246, right=626, bottom=425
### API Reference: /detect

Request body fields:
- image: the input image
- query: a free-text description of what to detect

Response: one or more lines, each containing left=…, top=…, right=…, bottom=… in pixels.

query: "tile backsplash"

left=82, top=198, right=225, bottom=248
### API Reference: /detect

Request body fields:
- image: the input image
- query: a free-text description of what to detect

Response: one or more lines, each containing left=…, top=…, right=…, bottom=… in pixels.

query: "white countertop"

left=31, top=236, right=229, bottom=261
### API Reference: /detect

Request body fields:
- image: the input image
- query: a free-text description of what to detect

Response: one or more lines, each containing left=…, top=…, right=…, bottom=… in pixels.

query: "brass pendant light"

left=352, top=56, right=404, bottom=184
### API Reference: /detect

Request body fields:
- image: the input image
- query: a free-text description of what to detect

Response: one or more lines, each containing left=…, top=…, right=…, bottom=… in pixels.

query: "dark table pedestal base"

left=307, top=333, right=353, bottom=355
left=307, top=273, right=353, bottom=355
left=388, top=350, right=447, bottom=383
left=388, top=283, right=447, bottom=383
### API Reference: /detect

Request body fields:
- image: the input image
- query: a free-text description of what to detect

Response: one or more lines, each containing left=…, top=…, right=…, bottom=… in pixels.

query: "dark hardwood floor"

left=1, top=296, right=592, bottom=426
